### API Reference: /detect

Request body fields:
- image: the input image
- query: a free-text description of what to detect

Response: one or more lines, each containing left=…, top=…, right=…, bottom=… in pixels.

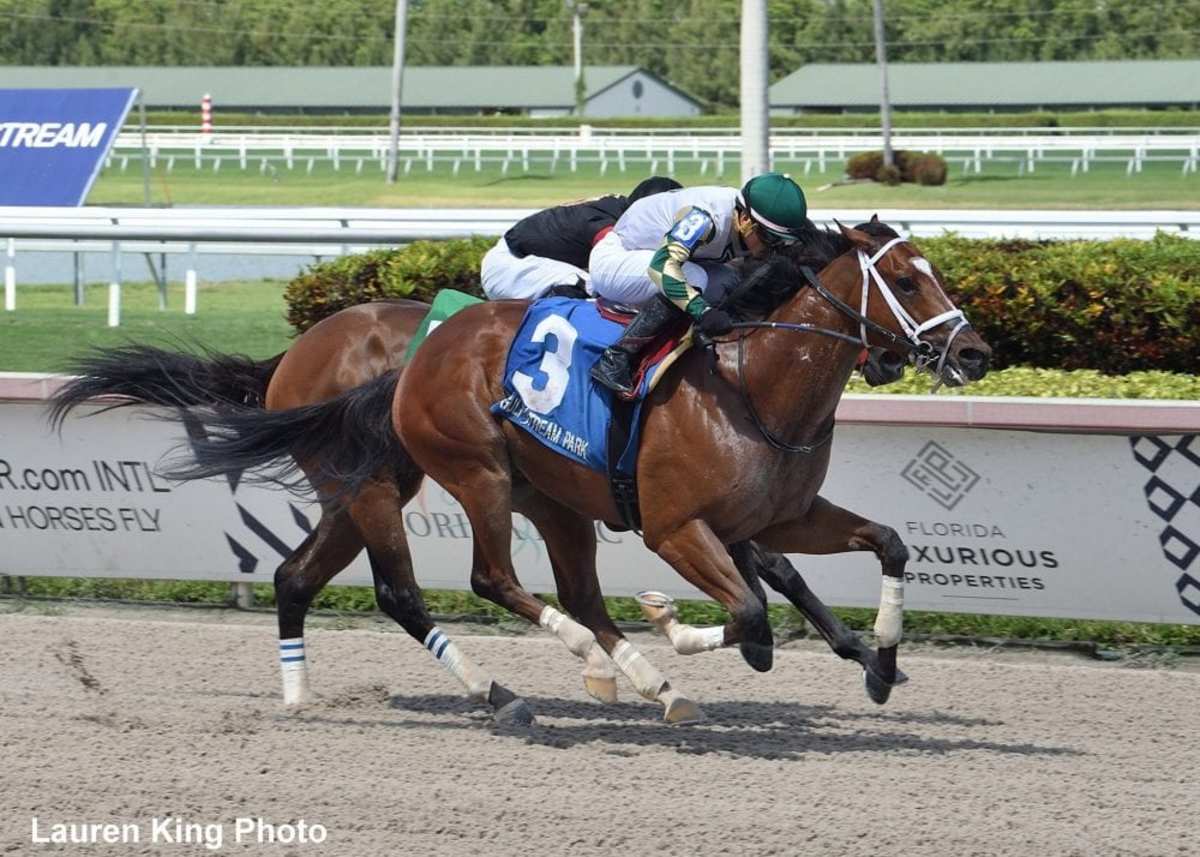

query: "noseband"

left=853, top=237, right=969, bottom=379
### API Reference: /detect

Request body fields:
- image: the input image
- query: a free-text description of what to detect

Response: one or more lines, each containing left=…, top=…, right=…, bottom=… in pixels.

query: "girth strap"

left=605, top=396, right=642, bottom=532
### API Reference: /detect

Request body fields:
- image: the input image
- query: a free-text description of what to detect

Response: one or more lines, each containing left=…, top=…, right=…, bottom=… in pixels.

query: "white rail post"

left=233, top=581, right=255, bottom=608
left=4, top=238, right=14, bottom=311
left=184, top=243, right=198, bottom=315
left=107, top=241, right=122, bottom=328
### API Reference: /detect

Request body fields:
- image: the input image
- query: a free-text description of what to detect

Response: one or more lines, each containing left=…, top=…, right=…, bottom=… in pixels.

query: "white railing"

left=2, top=206, right=1197, bottom=326
left=109, top=128, right=1200, bottom=177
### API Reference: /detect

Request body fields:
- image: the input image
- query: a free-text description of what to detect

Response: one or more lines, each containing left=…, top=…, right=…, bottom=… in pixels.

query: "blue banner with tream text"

left=493, top=298, right=654, bottom=475
left=0, top=88, right=136, bottom=206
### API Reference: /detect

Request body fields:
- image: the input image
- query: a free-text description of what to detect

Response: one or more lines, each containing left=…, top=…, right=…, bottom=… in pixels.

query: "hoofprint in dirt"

left=1, top=608, right=1194, bottom=857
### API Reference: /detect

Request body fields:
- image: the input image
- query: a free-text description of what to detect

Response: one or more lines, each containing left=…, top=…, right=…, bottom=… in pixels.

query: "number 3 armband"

left=666, top=207, right=714, bottom=251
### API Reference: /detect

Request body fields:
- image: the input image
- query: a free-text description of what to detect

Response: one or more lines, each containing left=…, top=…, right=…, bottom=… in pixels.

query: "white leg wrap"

left=666, top=622, right=726, bottom=655
left=279, top=637, right=312, bottom=705
left=538, top=605, right=597, bottom=659
left=611, top=639, right=668, bottom=701
left=874, top=576, right=905, bottom=648
left=424, top=627, right=492, bottom=701
left=582, top=642, right=618, bottom=680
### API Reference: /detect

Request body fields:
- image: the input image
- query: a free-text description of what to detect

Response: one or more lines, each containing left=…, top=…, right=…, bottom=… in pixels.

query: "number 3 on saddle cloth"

left=491, top=297, right=692, bottom=531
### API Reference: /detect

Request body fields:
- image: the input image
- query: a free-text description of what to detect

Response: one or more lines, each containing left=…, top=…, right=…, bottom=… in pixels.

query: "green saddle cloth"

left=403, top=289, right=484, bottom=361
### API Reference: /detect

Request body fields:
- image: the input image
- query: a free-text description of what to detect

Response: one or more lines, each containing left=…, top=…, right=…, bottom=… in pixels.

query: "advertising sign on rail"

left=0, top=88, right=136, bottom=206
left=1, top=401, right=1198, bottom=625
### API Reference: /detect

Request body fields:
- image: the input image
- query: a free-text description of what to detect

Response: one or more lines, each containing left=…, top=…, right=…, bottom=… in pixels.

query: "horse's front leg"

left=648, top=519, right=775, bottom=672
left=755, top=496, right=909, bottom=705
left=637, top=541, right=767, bottom=658
left=731, top=541, right=908, bottom=702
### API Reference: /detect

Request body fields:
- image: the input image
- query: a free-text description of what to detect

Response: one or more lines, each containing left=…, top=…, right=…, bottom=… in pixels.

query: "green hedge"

left=922, top=233, right=1200, bottom=374
left=284, top=237, right=492, bottom=333
left=284, top=233, right=1200, bottom=374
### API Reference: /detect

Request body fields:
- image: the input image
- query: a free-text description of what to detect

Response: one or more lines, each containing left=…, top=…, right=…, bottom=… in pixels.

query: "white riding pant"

left=481, top=237, right=590, bottom=301
left=588, top=231, right=737, bottom=308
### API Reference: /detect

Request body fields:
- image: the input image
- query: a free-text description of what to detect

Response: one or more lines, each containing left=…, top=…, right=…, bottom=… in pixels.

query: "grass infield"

left=92, top=156, right=1200, bottom=210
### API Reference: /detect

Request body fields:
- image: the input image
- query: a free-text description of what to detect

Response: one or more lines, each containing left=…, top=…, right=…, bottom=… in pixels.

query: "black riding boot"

left=589, top=295, right=681, bottom=396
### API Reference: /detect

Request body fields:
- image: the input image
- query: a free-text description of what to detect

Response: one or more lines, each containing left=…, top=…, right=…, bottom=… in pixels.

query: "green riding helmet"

left=737, top=172, right=808, bottom=246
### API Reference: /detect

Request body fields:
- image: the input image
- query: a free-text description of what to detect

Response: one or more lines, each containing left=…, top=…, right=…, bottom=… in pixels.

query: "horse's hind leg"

left=274, top=507, right=364, bottom=705
left=514, top=491, right=619, bottom=704
left=348, top=478, right=534, bottom=726
left=521, top=493, right=701, bottom=723
left=731, top=541, right=907, bottom=693
left=756, top=496, right=909, bottom=705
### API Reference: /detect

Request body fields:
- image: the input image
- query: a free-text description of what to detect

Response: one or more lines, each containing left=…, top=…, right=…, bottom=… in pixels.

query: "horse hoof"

left=583, top=673, right=619, bottom=704
left=663, top=694, right=704, bottom=725
left=739, top=640, right=774, bottom=673
left=493, top=698, right=536, bottom=727
left=863, top=668, right=893, bottom=705
left=862, top=666, right=908, bottom=705
left=636, top=590, right=676, bottom=632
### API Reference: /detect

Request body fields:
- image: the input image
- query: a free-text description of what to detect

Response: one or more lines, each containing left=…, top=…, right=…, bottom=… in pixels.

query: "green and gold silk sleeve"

left=647, top=206, right=716, bottom=321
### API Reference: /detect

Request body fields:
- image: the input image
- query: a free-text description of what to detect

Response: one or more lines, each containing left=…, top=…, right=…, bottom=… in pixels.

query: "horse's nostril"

left=959, top=348, right=989, bottom=368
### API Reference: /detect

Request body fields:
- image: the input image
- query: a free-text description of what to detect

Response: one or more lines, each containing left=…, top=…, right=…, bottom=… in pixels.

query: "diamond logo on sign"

left=901, top=441, right=981, bottom=510
left=1130, top=435, right=1200, bottom=616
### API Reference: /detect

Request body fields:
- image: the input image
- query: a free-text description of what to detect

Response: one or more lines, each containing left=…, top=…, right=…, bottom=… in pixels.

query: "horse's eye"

left=895, top=276, right=918, bottom=295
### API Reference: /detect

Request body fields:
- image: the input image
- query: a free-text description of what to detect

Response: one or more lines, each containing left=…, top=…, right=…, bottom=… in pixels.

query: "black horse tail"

left=48, top=344, right=284, bottom=430
left=165, top=370, right=405, bottom=498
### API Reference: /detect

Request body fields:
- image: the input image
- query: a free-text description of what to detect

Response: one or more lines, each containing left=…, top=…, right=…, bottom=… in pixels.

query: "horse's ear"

left=870, top=213, right=880, bottom=223
left=835, top=219, right=874, bottom=249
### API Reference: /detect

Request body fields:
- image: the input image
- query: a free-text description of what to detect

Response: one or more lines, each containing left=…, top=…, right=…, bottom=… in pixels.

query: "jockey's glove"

left=696, top=307, right=733, bottom=337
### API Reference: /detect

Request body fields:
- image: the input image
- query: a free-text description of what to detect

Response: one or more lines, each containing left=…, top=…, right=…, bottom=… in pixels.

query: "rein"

left=721, top=238, right=970, bottom=453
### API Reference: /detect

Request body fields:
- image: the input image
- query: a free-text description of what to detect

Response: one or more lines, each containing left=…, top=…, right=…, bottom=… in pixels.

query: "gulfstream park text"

left=0, top=122, right=107, bottom=148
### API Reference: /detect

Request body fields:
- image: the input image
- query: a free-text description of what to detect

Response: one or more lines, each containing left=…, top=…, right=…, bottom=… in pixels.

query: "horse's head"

left=834, top=218, right=991, bottom=387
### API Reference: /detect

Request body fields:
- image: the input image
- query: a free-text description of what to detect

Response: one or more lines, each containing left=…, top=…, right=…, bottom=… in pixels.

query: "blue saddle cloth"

left=491, top=298, right=655, bottom=476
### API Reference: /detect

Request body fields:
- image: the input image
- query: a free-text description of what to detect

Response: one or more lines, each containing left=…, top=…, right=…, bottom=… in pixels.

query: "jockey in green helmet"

left=589, top=171, right=810, bottom=396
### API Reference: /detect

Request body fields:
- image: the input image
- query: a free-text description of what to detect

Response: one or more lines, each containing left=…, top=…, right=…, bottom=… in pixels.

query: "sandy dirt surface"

left=1, top=603, right=1196, bottom=857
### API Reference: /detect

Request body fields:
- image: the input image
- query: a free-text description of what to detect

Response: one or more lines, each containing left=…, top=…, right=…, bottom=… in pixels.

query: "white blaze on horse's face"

left=910, top=256, right=939, bottom=288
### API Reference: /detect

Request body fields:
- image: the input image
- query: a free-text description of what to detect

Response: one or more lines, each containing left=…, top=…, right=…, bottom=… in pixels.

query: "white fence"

left=109, top=127, right=1200, bottom=177
left=3, top=206, right=1197, bottom=326
left=2, top=376, right=1198, bottom=625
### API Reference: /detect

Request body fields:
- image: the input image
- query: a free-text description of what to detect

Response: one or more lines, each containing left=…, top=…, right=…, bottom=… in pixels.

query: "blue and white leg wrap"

left=279, top=637, right=312, bottom=705
left=423, top=627, right=491, bottom=701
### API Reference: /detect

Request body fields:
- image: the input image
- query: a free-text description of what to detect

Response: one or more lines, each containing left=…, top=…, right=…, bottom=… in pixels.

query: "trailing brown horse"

left=49, top=302, right=552, bottom=721
left=165, top=219, right=990, bottom=723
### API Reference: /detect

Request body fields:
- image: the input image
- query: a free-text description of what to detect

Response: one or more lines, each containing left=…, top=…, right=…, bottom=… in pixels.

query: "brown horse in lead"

left=385, top=220, right=990, bottom=721
left=166, top=218, right=989, bottom=723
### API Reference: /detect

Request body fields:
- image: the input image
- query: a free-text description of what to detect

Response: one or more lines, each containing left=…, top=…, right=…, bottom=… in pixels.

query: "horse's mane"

left=723, top=219, right=900, bottom=319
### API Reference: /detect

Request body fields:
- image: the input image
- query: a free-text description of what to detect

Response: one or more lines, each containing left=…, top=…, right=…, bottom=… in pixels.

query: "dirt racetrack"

left=1, top=604, right=1197, bottom=857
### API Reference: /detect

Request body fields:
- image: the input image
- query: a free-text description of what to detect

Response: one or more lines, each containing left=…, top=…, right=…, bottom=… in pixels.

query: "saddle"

left=594, top=298, right=693, bottom=399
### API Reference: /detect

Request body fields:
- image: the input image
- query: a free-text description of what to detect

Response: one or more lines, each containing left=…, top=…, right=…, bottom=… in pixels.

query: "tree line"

left=1, top=0, right=1196, bottom=109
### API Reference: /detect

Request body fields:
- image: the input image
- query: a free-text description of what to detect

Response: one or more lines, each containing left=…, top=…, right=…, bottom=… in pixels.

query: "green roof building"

left=0, top=65, right=701, bottom=118
left=769, top=60, right=1200, bottom=113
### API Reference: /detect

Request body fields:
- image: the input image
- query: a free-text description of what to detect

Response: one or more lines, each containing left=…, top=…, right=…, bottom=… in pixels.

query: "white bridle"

left=857, top=237, right=970, bottom=379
